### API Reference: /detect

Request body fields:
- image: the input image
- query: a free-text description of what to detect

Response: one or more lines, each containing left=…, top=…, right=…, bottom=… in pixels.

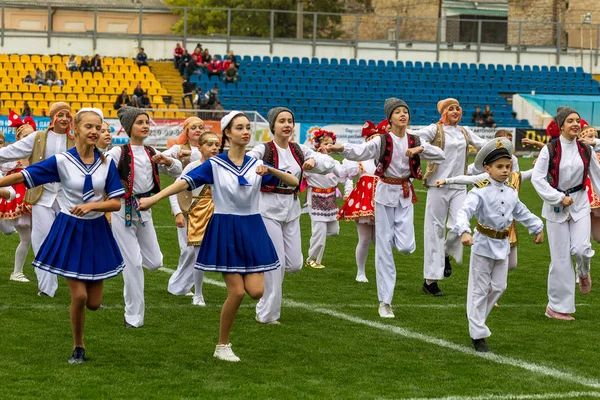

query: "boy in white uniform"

left=452, top=138, right=544, bottom=352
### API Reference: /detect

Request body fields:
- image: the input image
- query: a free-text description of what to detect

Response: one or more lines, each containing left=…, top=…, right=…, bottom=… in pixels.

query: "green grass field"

left=1, top=157, right=599, bottom=400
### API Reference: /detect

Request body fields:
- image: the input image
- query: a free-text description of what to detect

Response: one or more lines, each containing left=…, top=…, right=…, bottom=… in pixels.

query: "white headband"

left=76, top=107, right=104, bottom=122
left=220, top=111, right=246, bottom=133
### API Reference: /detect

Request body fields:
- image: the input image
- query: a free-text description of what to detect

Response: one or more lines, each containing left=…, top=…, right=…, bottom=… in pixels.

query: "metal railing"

left=1, top=3, right=599, bottom=65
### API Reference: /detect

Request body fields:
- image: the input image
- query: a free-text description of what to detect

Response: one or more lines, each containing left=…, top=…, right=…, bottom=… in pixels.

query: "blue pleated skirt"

left=33, top=212, right=125, bottom=281
left=195, top=213, right=280, bottom=274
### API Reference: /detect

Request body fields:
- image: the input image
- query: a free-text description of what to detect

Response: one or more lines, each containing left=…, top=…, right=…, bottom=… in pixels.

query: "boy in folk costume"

left=108, top=106, right=182, bottom=328
left=322, top=98, right=445, bottom=318
left=0, top=102, right=75, bottom=297
left=452, top=137, right=543, bottom=352
left=411, top=98, right=487, bottom=296
left=337, top=120, right=387, bottom=283
left=304, top=129, right=344, bottom=269
left=532, top=106, right=600, bottom=320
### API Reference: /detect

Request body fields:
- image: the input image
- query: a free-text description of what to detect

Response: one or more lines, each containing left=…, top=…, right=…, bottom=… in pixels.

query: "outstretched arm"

left=256, top=165, right=299, bottom=187
left=138, top=179, right=189, bottom=211
left=0, top=173, right=25, bottom=188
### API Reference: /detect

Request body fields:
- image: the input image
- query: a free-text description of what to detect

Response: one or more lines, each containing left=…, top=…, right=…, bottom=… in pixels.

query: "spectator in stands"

left=113, top=90, right=131, bottom=110
left=223, top=63, right=239, bottom=85
left=178, top=49, right=192, bottom=76
left=471, top=105, right=483, bottom=124
left=207, top=55, right=223, bottom=79
left=91, top=54, right=103, bottom=73
left=133, top=82, right=144, bottom=98
left=182, top=77, right=196, bottom=109
left=191, top=48, right=203, bottom=70
left=213, top=100, right=225, bottom=120
left=174, top=43, right=184, bottom=67
left=131, top=95, right=141, bottom=108
left=185, top=58, right=201, bottom=78
left=140, top=92, right=151, bottom=109
left=201, top=49, right=211, bottom=70
left=45, top=66, right=61, bottom=87
left=23, top=72, right=33, bottom=84
left=66, top=55, right=78, bottom=72
left=136, top=48, right=148, bottom=67
left=21, top=101, right=32, bottom=117
left=483, top=115, right=497, bottom=128
left=483, top=105, right=494, bottom=119
left=79, top=56, right=92, bottom=73
left=227, top=50, right=240, bottom=69
left=34, top=68, right=45, bottom=85
left=476, top=118, right=485, bottom=128
left=194, top=43, right=203, bottom=53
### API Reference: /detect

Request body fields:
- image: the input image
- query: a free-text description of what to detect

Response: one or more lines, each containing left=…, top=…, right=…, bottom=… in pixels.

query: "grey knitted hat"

left=267, top=107, right=294, bottom=132
left=117, top=106, right=149, bottom=136
left=384, top=98, right=410, bottom=122
left=554, top=106, right=580, bottom=129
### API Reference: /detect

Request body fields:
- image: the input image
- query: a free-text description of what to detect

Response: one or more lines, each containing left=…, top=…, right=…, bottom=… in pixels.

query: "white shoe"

left=213, top=343, right=240, bottom=362
left=378, top=302, right=395, bottom=318
left=185, top=291, right=194, bottom=297
left=192, top=294, right=206, bottom=306
left=10, top=272, right=30, bottom=283
left=255, top=315, right=281, bottom=325
left=355, top=275, right=369, bottom=283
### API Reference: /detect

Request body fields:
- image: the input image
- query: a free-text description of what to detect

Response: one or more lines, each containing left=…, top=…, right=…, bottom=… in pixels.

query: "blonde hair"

left=494, top=129, right=513, bottom=139
left=73, top=111, right=106, bottom=163
left=0, top=131, right=5, bottom=146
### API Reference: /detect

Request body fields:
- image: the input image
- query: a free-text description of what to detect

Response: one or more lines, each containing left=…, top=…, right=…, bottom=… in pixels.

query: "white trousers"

left=423, top=186, right=465, bottom=280
left=32, top=201, right=61, bottom=297
left=112, top=213, right=163, bottom=328
left=256, top=216, right=303, bottom=323
left=168, top=217, right=201, bottom=295
left=375, top=202, right=415, bottom=305
left=466, top=252, right=508, bottom=340
left=307, top=219, right=339, bottom=264
left=546, top=216, right=593, bottom=314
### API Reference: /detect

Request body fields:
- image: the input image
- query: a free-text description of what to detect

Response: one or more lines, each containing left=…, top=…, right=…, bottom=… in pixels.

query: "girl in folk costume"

left=108, top=106, right=182, bottom=329
left=164, top=117, right=206, bottom=298
left=1, top=114, right=36, bottom=282
left=96, top=121, right=113, bottom=153
left=411, top=98, right=486, bottom=296
left=337, top=120, right=387, bottom=283
left=247, top=107, right=334, bottom=324
left=532, top=106, right=600, bottom=320
left=322, top=98, right=445, bottom=318
left=0, top=102, right=76, bottom=297
left=304, top=129, right=345, bottom=269
left=0, top=108, right=126, bottom=364
left=167, top=131, right=220, bottom=306
left=138, top=111, right=299, bottom=362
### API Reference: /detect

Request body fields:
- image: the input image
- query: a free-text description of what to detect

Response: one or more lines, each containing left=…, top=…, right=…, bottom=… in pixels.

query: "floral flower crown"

left=312, top=129, right=337, bottom=149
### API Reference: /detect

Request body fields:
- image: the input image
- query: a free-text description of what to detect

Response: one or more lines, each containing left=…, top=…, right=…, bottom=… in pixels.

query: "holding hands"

left=461, top=232, right=474, bottom=246
left=405, top=146, right=424, bottom=158
left=152, top=153, right=174, bottom=167
left=137, top=197, right=156, bottom=212
left=534, top=231, right=544, bottom=244
left=561, top=196, right=573, bottom=207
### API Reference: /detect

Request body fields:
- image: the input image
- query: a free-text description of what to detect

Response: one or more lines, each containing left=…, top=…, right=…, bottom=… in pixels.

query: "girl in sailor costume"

left=337, top=120, right=387, bottom=282
left=164, top=117, right=205, bottom=298
left=247, top=107, right=334, bottom=324
left=322, top=98, right=445, bottom=318
left=138, top=111, right=298, bottom=362
left=532, top=106, right=600, bottom=320
left=411, top=98, right=486, bottom=296
left=108, top=106, right=182, bottom=329
left=0, top=102, right=76, bottom=297
left=304, top=129, right=345, bottom=269
left=167, top=130, right=220, bottom=306
left=0, top=115, right=36, bottom=282
left=452, top=138, right=543, bottom=352
left=0, top=108, right=126, bottom=364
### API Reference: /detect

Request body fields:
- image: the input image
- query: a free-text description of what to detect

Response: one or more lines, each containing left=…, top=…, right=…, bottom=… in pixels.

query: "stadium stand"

left=0, top=54, right=183, bottom=119
left=189, top=56, right=600, bottom=127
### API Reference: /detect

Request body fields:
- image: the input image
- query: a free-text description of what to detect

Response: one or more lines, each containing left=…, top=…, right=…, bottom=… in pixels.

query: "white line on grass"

left=395, top=391, right=600, bottom=400
left=157, top=267, right=600, bottom=390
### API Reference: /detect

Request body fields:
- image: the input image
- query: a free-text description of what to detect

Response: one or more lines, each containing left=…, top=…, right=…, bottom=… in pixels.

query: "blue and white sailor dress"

left=181, top=153, right=281, bottom=274
left=22, top=147, right=126, bottom=281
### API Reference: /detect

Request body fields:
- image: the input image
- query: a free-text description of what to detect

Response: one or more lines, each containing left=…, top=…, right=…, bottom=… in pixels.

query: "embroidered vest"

left=25, top=129, right=76, bottom=205
left=117, top=144, right=161, bottom=198
left=546, top=139, right=591, bottom=189
left=374, top=133, right=422, bottom=180
left=422, top=123, right=470, bottom=183
left=260, top=140, right=305, bottom=194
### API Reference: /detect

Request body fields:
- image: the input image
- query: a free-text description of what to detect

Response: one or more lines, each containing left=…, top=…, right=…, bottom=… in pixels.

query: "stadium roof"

left=1, top=0, right=169, bottom=10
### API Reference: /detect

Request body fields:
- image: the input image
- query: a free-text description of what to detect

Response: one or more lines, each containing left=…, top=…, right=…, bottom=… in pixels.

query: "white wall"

left=0, top=34, right=594, bottom=71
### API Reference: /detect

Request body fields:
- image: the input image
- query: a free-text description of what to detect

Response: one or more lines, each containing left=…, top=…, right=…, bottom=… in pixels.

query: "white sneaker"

left=192, top=294, right=206, bottom=306
left=10, top=272, right=30, bottom=283
left=355, top=274, right=369, bottom=283
left=213, top=343, right=240, bottom=362
left=185, top=291, right=194, bottom=297
left=378, top=302, right=395, bottom=318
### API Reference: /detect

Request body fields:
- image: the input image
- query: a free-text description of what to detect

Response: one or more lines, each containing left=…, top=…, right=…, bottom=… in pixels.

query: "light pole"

left=297, top=0, right=304, bottom=39
left=582, top=13, right=592, bottom=72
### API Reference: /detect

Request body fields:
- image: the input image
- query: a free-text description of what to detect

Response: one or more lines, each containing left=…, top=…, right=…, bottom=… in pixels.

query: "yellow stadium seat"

left=93, top=72, right=103, bottom=79
left=139, top=65, right=150, bottom=73
left=118, top=66, right=130, bottom=74
left=168, top=104, right=178, bottom=109
left=0, top=70, right=7, bottom=78
left=124, top=58, right=135, bottom=66
left=0, top=107, right=9, bottom=115
left=61, top=86, right=72, bottom=93
left=55, top=65, right=67, bottom=73
left=71, top=87, right=83, bottom=94
left=34, top=93, right=45, bottom=101
left=71, top=102, right=82, bottom=110
left=165, top=112, right=175, bottom=119
left=45, top=93, right=55, bottom=101
left=17, top=70, right=28, bottom=78
left=23, top=63, right=34, bottom=71
left=11, top=93, right=22, bottom=100
left=55, top=94, right=66, bottom=101
left=72, top=71, right=82, bottom=79
left=88, top=94, right=99, bottom=102
left=93, top=102, right=103, bottom=109
left=51, top=55, right=61, bottom=63
left=30, top=55, right=40, bottom=63
left=174, top=112, right=186, bottom=119
left=3, top=100, right=15, bottom=108
left=105, top=87, right=117, bottom=95
left=94, top=87, right=105, bottom=94
left=9, top=54, right=19, bottom=62
left=12, top=62, right=23, bottom=71
left=82, top=71, right=93, bottom=79
left=152, top=96, right=163, bottom=104
left=0, top=92, right=11, bottom=100
left=22, top=93, right=33, bottom=101
left=152, top=111, right=164, bottom=118
left=157, top=88, right=168, bottom=96
left=66, top=94, right=77, bottom=102
left=107, top=65, right=119, bottom=74
left=51, top=85, right=62, bottom=93
left=17, top=84, right=31, bottom=93
left=7, top=84, right=17, bottom=92
left=40, top=86, right=50, bottom=93
left=7, top=70, right=19, bottom=78
left=97, top=79, right=108, bottom=87
left=0, top=54, right=8, bottom=62
left=83, top=87, right=93, bottom=94
left=103, top=73, right=114, bottom=80
left=82, top=102, right=92, bottom=108
left=41, top=55, right=51, bottom=63
left=87, top=80, right=98, bottom=88
left=15, top=100, right=24, bottom=109
left=98, top=95, right=109, bottom=103
left=1, top=77, right=11, bottom=85
left=20, top=55, right=31, bottom=63
left=103, top=58, right=113, bottom=66
left=114, top=58, right=124, bottom=66
left=38, top=101, right=49, bottom=109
